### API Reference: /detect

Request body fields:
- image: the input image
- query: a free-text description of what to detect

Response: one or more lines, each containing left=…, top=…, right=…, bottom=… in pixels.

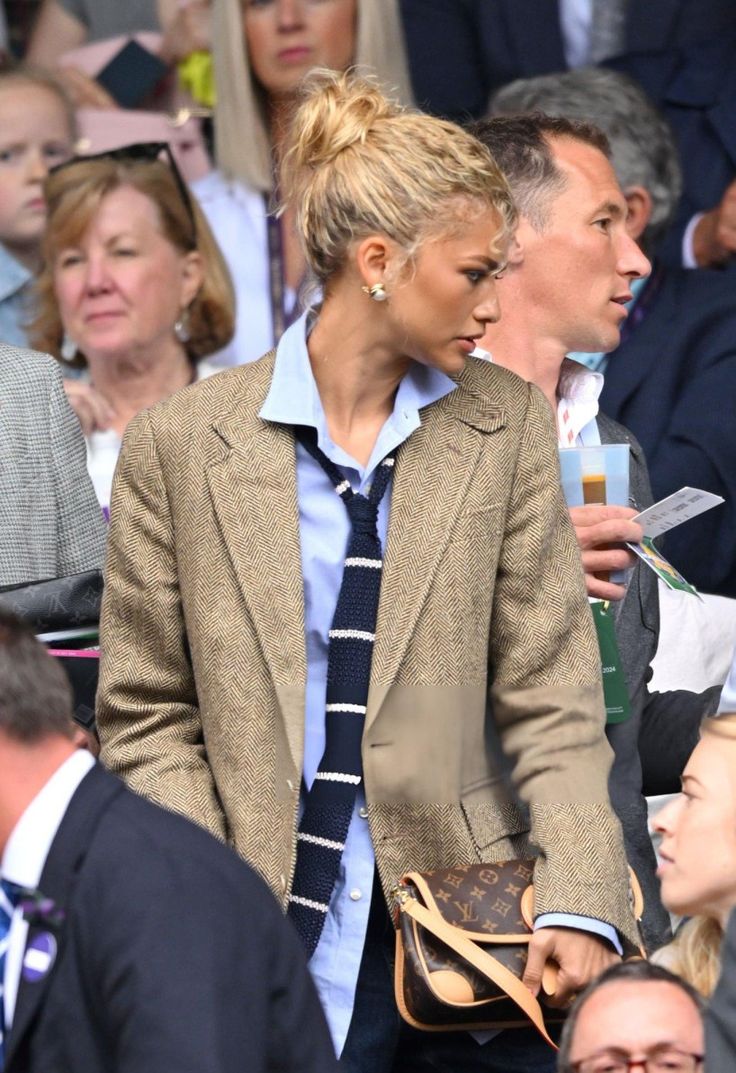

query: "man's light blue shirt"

left=259, top=313, right=620, bottom=1055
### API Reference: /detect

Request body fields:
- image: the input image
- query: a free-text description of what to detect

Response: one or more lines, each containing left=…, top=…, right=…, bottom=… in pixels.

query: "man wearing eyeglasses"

left=557, top=961, right=704, bottom=1073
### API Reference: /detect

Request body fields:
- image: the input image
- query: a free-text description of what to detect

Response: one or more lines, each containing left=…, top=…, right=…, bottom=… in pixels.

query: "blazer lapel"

left=367, top=380, right=507, bottom=727
left=601, top=272, right=679, bottom=414
left=206, top=371, right=306, bottom=771
left=5, top=767, right=122, bottom=1070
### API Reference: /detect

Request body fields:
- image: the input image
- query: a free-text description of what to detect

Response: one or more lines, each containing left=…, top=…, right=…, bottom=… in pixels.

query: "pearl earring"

left=361, top=282, right=388, bottom=302
left=174, top=311, right=191, bottom=343
left=60, top=334, right=77, bottom=362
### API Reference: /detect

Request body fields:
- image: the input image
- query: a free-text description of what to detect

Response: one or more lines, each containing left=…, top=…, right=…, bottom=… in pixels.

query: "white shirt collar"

left=557, top=357, right=604, bottom=447
left=1, top=751, right=96, bottom=889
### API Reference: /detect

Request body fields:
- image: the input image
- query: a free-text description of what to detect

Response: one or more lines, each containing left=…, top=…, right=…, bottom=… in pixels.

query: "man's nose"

left=618, top=231, right=651, bottom=281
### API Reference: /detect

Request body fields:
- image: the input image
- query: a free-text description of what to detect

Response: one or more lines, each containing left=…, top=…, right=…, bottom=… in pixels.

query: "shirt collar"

left=557, top=357, right=605, bottom=447
left=1, top=751, right=96, bottom=889
left=259, top=311, right=456, bottom=473
left=0, top=244, right=32, bottom=304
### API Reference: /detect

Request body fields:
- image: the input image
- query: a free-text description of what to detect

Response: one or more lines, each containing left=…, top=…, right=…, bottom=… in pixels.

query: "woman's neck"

left=86, top=340, right=193, bottom=437
left=308, top=296, right=410, bottom=468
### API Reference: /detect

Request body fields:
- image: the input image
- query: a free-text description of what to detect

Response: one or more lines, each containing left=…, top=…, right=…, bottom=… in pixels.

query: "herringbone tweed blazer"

left=0, top=345, right=106, bottom=586
left=97, top=352, right=638, bottom=949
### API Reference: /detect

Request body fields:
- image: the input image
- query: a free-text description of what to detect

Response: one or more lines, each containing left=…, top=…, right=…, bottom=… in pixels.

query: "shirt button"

left=349, top=888, right=362, bottom=902
left=358, top=806, right=368, bottom=819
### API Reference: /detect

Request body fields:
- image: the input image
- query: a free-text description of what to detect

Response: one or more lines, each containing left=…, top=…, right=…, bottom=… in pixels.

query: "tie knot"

left=346, top=494, right=378, bottom=535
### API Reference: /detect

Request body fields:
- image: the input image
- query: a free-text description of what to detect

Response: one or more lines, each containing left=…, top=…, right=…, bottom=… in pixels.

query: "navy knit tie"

left=288, top=426, right=395, bottom=957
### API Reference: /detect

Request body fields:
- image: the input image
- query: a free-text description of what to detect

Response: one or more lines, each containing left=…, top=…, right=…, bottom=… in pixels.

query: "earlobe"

left=355, top=234, right=395, bottom=293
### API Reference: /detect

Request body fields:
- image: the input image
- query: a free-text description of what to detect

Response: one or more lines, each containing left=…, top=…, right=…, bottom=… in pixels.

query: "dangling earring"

left=174, top=309, right=191, bottom=343
left=60, top=333, right=77, bottom=362
left=361, top=282, right=388, bottom=303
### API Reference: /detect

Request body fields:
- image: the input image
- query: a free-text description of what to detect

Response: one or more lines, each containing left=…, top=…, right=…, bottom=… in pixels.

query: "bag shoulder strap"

left=401, top=896, right=558, bottom=1050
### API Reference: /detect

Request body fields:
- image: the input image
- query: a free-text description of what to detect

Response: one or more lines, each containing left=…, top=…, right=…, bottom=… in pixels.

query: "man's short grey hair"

left=491, top=67, right=683, bottom=250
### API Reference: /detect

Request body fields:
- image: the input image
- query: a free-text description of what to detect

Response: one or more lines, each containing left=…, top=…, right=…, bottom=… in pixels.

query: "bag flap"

left=402, top=860, right=535, bottom=943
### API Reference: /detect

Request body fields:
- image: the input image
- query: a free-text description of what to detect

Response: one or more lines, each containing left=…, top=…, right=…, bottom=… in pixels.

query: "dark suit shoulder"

left=597, top=411, right=646, bottom=453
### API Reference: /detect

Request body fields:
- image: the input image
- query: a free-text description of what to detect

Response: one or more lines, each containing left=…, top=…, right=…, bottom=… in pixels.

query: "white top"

left=192, top=170, right=297, bottom=368
left=1, top=750, right=96, bottom=1029
left=86, top=359, right=217, bottom=511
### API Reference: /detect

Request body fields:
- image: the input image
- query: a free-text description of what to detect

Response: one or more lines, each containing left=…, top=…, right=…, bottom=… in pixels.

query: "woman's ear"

left=354, top=234, right=398, bottom=291
left=180, top=249, right=205, bottom=308
left=623, top=185, right=653, bottom=242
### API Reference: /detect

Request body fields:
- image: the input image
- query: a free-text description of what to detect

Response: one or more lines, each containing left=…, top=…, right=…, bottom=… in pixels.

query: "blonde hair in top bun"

left=280, top=68, right=517, bottom=288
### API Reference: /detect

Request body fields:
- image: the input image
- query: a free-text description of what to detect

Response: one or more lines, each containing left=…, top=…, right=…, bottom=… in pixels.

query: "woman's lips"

left=277, top=46, right=312, bottom=64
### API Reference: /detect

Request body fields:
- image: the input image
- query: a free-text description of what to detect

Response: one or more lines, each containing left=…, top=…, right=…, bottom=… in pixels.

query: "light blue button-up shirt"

left=260, top=314, right=620, bottom=1054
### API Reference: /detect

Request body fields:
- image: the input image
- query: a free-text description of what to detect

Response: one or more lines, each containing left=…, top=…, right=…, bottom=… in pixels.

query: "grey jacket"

left=0, top=345, right=106, bottom=586
left=598, top=413, right=719, bottom=951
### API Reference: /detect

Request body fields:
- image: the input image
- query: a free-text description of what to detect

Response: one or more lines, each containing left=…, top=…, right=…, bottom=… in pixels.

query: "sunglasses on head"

left=50, top=141, right=197, bottom=247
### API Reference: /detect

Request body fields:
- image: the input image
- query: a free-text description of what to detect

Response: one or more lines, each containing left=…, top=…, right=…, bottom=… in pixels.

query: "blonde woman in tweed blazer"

left=0, top=345, right=105, bottom=587
left=97, top=72, right=637, bottom=1066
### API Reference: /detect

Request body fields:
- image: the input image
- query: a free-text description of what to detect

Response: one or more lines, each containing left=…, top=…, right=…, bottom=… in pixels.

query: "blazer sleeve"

left=488, top=385, right=637, bottom=949
left=96, top=409, right=228, bottom=841
left=46, top=359, right=107, bottom=576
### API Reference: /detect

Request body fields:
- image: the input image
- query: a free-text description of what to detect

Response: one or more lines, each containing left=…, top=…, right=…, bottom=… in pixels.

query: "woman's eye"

left=465, top=269, right=486, bottom=284
left=58, top=254, right=82, bottom=268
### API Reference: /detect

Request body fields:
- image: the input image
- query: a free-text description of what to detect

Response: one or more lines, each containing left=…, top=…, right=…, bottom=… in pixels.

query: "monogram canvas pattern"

left=0, top=570, right=102, bottom=631
left=97, top=350, right=638, bottom=949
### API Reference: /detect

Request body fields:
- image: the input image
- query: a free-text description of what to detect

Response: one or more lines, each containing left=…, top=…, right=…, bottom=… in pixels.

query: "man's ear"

left=624, top=185, right=653, bottom=242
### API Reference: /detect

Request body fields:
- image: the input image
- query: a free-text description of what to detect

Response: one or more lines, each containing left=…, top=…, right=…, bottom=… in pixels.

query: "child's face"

left=0, top=82, right=73, bottom=259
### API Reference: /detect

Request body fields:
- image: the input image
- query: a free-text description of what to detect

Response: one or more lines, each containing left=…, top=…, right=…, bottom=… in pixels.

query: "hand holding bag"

left=393, top=858, right=644, bottom=1049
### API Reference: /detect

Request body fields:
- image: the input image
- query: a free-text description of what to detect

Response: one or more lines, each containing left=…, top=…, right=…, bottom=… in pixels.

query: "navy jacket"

left=400, top=0, right=736, bottom=121
left=599, top=265, right=736, bottom=597
left=5, top=765, right=338, bottom=1073
left=609, top=29, right=736, bottom=267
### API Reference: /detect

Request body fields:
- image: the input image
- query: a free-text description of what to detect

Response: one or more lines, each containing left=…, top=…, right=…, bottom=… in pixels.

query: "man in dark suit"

left=0, top=610, right=338, bottom=1073
left=491, top=66, right=736, bottom=597
left=608, top=29, right=736, bottom=270
left=399, top=0, right=735, bottom=122
left=707, top=909, right=736, bottom=1070
left=470, top=112, right=719, bottom=950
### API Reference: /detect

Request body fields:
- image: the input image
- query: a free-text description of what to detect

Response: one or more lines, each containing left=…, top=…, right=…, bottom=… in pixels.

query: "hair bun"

left=286, top=68, right=398, bottom=171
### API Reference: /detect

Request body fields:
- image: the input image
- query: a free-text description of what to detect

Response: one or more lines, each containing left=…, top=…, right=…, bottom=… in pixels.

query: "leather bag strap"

left=400, top=896, right=558, bottom=1050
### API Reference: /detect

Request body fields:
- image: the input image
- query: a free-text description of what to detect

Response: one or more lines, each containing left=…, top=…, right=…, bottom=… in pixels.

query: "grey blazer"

left=598, top=413, right=719, bottom=951
left=0, top=345, right=106, bottom=587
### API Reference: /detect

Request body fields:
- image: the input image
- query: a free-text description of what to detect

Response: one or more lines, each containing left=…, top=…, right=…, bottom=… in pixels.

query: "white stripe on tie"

left=297, top=833, right=346, bottom=851
left=328, top=629, right=375, bottom=642
left=325, top=703, right=366, bottom=714
left=382, top=458, right=395, bottom=467
left=289, top=894, right=330, bottom=913
left=335, top=480, right=351, bottom=496
left=344, top=557, right=382, bottom=569
left=315, top=772, right=362, bottom=785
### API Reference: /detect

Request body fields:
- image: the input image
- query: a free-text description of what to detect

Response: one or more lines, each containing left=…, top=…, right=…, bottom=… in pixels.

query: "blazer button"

left=358, top=806, right=368, bottom=819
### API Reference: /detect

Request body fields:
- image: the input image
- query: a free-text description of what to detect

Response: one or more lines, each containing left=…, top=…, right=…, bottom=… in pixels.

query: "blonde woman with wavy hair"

left=98, top=69, right=638, bottom=1073
left=654, top=714, right=736, bottom=996
left=193, top=0, right=415, bottom=366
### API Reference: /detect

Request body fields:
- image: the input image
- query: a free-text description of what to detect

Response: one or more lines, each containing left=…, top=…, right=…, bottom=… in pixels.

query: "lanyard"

left=264, top=195, right=303, bottom=345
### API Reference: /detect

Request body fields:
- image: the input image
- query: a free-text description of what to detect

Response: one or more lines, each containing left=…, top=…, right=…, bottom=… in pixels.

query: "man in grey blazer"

left=473, top=113, right=718, bottom=950
left=0, top=345, right=106, bottom=587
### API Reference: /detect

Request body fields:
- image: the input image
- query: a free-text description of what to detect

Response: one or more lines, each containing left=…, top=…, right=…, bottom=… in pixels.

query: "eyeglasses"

left=571, top=1049, right=704, bottom=1073
left=49, top=141, right=197, bottom=248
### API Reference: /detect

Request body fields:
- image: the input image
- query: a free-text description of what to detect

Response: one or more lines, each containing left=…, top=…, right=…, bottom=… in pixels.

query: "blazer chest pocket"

left=449, top=506, right=503, bottom=618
